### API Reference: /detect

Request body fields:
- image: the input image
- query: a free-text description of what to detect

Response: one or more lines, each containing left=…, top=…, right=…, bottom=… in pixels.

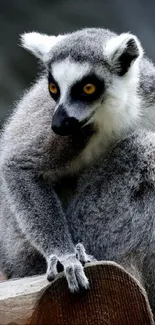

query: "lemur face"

left=48, top=59, right=106, bottom=136
left=21, top=28, right=143, bottom=137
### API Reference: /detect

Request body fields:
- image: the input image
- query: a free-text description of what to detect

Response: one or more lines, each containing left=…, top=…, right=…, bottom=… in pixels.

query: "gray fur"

left=48, top=28, right=116, bottom=65
left=1, top=28, right=155, bottom=293
left=67, top=130, right=155, bottom=314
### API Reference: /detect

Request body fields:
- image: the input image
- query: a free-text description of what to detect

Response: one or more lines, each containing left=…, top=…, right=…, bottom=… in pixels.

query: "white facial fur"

left=93, top=61, right=141, bottom=132
left=51, top=59, right=95, bottom=121
left=52, top=59, right=90, bottom=99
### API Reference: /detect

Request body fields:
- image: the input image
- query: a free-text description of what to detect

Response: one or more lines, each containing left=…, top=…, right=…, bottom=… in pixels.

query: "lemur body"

left=1, top=28, right=155, bottom=291
left=67, top=130, right=155, bottom=315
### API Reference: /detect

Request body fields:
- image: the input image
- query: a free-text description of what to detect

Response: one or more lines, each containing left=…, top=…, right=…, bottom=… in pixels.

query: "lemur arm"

left=1, top=141, right=90, bottom=291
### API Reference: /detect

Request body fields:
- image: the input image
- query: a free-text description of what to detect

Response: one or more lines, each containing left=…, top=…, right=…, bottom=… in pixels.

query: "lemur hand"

left=75, top=243, right=96, bottom=265
left=47, top=254, right=89, bottom=292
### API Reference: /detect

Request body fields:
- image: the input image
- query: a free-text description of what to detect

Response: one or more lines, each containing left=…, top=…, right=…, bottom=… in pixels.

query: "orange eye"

left=83, top=84, right=96, bottom=95
left=49, top=83, right=58, bottom=94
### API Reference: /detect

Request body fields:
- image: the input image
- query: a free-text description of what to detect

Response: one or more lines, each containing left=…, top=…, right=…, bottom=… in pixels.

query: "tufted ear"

left=20, top=32, right=65, bottom=62
left=104, top=33, right=143, bottom=76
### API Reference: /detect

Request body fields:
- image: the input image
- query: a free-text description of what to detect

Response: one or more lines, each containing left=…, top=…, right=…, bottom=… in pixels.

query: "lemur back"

left=1, top=28, right=155, bottom=292
left=67, top=130, right=155, bottom=315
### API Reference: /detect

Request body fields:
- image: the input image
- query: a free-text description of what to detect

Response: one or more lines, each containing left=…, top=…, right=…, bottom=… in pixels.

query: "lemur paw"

left=47, top=253, right=89, bottom=293
left=75, top=243, right=96, bottom=265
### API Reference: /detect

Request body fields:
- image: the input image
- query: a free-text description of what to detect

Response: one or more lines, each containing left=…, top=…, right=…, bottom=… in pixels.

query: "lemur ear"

left=104, top=33, right=143, bottom=76
left=20, top=32, right=64, bottom=61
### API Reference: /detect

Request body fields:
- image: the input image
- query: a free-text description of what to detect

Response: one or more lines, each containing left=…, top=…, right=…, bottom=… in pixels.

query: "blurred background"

left=0, top=0, right=155, bottom=126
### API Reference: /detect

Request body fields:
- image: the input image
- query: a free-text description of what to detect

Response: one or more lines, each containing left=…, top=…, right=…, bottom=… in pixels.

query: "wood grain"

left=0, top=274, right=49, bottom=324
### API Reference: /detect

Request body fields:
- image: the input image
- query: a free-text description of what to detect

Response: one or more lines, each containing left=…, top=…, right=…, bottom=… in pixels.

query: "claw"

left=65, top=265, right=79, bottom=292
left=75, top=264, right=89, bottom=290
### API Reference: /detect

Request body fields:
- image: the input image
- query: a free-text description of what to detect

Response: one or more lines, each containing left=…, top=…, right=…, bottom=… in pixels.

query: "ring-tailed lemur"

left=1, top=28, right=155, bottom=292
left=66, top=130, right=155, bottom=315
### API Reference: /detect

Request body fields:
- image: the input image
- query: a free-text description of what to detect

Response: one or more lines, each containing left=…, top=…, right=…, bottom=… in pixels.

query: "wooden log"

left=0, top=261, right=154, bottom=325
left=0, top=274, right=49, bottom=324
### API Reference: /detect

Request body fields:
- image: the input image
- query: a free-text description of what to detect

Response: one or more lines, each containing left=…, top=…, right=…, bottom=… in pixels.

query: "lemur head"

left=21, top=28, right=143, bottom=137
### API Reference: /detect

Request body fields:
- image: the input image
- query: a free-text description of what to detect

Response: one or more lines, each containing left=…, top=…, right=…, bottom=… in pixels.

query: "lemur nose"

left=52, top=105, right=80, bottom=136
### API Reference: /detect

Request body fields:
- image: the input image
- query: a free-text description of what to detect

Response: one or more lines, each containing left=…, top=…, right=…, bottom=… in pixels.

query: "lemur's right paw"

left=47, top=254, right=89, bottom=293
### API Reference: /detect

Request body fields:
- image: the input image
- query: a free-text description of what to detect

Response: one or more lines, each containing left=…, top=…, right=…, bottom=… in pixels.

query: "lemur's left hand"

left=47, top=243, right=95, bottom=292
